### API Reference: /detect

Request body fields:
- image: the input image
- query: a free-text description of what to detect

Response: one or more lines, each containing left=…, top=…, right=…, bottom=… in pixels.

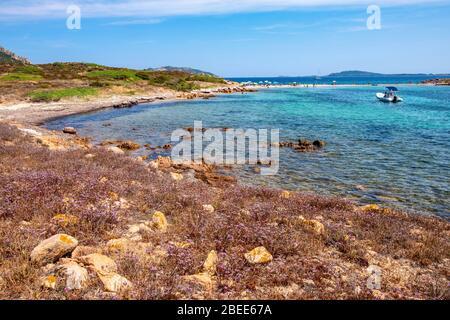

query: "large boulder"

left=58, top=260, right=89, bottom=290
left=30, top=234, right=78, bottom=266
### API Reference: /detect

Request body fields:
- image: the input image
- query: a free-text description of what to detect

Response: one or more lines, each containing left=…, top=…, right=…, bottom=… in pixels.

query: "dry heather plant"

left=0, top=123, right=448, bottom=300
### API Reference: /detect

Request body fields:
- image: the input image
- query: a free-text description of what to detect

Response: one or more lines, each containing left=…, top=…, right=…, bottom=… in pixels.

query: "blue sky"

left=1, top=0, right=450, bottom=77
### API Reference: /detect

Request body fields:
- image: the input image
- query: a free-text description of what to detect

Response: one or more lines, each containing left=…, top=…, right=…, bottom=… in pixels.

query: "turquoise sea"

left=46, top=85, right=450, bottom=219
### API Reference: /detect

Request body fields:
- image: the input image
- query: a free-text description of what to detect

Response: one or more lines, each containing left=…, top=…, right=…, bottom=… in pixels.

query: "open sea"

left=46, top=81, right=450, bottom=219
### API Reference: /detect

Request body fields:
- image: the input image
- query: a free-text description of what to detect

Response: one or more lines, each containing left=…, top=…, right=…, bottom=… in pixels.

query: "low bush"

left=28, top=87, right=98, bottom=102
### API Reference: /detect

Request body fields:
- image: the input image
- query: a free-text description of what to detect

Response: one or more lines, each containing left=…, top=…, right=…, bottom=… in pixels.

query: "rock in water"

left=313, top=140, right=326, bottom=148
left=30, top=234, right=78, bottom=266
left=63, top=127, right=77, bottom=134
left=244, top=246, right=273, bottom=264
left=117, top=141, right=141, bottom=151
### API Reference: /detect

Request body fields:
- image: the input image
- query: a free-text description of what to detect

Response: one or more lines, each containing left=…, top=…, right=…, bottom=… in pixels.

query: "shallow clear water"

left=46, top=86, right=450, bottom=219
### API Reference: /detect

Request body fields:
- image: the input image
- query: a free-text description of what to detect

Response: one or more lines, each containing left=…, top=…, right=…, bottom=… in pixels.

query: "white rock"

left=202, top=204, right=215, bottom=213
left=107, top=146, right=125, bottom=155
left=98, top=272, right=132, bottom=293
left=58, top=260, right=89, bottom=290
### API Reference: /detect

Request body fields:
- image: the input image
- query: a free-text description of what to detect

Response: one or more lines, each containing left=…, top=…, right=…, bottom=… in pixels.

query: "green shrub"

left=0, top=73, right=43, bottom=81
left=28, top=87, right=98, bottom=102
left=13, top=65, right=42, bottom=74
left=86, top=70, right=141, bottom=81
left=187, top=74, right=225, bottom=83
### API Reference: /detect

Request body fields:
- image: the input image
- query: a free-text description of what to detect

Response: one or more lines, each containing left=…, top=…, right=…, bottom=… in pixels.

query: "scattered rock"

left=71, top=246, right=98, bottom=258
left=359, top=204, right=381, bottom=212
left=170, top=172, right=183, bottom=181
left=136, top=155, right=148, bottom=161
left=298, top=216, right=325, bottom=235
left=279, top=138, right=326, bottom=152
left=280, top=190, right=291, bottom=199
left=77, top=253, right=117, bottom=273
left=152, top=211, right=168, bottom=232
left=97, top=272, right=132, bottom=293
left=63, top=127, right=77, bottom=135
left=244, top=246, right=273, bottom=264
left=181, top=272, right=215, bottom=298
left=371, top=289, right=386, bottom=300
left=107, top=146, right=125, bottom=155
left=155, top=156, right=172, bottom=169
left=30, top=234, right=79, bottom=266
left=203, top=250, right=218, bottom=276
left=117, top=141, right=141, bottom=151
left=312, top=140, right=326, bottom=148
left=148, top=160, right=159, bottom=169
left=106, top=238, right=132, bottom=253
left=202, top=204, right=215, bottom=213
left=302, top=279, right=316, bottom=288
left=58, top=260, right=89, bottom=290
left=85, top=153, right=95, bottom=159
left=126, top=223, right=152, bottom=236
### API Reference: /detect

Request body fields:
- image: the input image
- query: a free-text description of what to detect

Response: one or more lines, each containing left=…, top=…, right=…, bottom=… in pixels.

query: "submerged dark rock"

left=279, top=138, right=326, bottom=152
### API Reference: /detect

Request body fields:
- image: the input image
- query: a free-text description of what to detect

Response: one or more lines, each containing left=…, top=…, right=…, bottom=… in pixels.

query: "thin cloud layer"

left=0, top=0, right=444, bottom=20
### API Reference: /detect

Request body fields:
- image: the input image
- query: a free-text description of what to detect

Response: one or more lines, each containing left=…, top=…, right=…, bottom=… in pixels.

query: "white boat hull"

left=376, top=93, right=403, bottom=103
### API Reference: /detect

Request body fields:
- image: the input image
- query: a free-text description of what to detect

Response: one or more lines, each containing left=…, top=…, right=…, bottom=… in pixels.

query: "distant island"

left=327, top=70, right=450, bottom=78
left=146, top=66, right=216, bottom=76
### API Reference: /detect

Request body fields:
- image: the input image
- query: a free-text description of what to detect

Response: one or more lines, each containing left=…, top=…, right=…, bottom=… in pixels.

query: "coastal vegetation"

left=0, top=61, right=228, bottom=103
left=28, top=87, right=98, bottom=102
left=0, top=73, right=43, bottom=82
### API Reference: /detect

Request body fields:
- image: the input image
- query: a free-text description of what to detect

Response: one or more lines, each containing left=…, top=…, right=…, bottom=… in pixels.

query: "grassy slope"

left=0, top=123, right=448, bottom=300
left=0, top=62, right=227, bottom=102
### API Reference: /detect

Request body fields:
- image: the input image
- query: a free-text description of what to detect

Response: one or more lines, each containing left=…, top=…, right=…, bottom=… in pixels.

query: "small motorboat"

left=376, top=87, right=403, bottom=103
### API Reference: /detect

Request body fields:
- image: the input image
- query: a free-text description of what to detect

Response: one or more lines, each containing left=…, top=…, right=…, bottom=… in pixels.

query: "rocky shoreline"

left=0, top=83, right=254, bottom=125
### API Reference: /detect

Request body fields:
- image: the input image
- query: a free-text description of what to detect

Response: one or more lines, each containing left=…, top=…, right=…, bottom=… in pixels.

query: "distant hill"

left=0, top=46, right=30, bottom=64
left=146, top=66, right=215, bottom=76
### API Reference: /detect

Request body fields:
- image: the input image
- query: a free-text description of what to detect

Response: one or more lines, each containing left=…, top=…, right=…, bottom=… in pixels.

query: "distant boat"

left=376, top=87, right=403, bottom=103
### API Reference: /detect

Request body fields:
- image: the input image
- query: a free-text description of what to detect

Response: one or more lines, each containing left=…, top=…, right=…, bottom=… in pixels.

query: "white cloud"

left=103, top=18, right=164, bottom=26
left=0, top=0, right=446, bottom=20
